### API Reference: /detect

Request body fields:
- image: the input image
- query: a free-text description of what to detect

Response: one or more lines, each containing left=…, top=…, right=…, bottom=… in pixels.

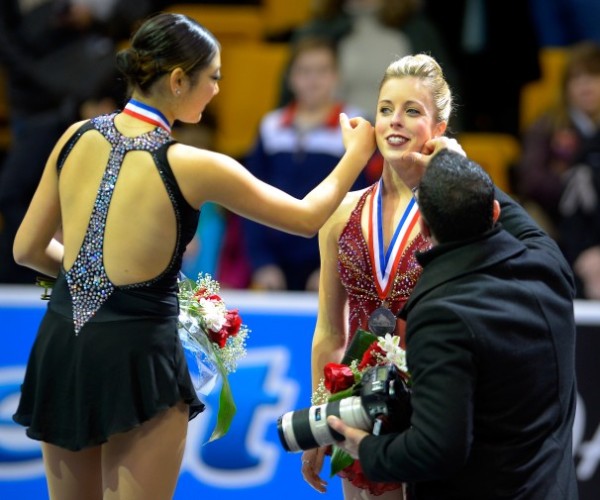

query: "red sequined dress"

left=336, top=185, right=430, bottom=495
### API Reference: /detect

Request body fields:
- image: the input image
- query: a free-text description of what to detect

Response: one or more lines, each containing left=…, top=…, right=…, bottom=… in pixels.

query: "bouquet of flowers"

left=178, top=273, right=250, bottom=442
left=312, top=329, right=410, bottom=480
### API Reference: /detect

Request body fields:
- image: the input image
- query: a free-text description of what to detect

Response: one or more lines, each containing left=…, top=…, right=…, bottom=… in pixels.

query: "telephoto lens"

left=277, top=396, right=369, bottom=452
left=277, top=364, right=410, bottom=453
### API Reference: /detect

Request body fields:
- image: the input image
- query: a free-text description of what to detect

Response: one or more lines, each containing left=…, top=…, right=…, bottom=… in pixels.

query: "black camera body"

left=277, top=364, right=411, bottom=453
left=359, top=364, right=411, bottom=432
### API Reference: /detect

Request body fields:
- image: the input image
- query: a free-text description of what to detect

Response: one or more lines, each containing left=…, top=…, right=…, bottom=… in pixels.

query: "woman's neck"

left=129, top=93, right=165, bottom=110
left=380, top=164, right=413, bottom=200
left=125, top=95, right=174, bottom=132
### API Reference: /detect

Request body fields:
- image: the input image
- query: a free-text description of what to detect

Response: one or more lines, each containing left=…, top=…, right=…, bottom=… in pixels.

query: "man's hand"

left=391, top=136, right=467, bottom=189
left=420, top=136, right=466, bottom=159
left=326, top=416, right=370, bottom=460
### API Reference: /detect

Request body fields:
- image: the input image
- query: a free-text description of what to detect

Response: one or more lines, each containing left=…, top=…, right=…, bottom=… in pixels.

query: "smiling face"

left=375, top=76, right=446, bottom=162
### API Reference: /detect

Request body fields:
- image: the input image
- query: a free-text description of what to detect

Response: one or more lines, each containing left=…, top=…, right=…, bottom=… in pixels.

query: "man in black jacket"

left=328, top=149, right=578, bottom=499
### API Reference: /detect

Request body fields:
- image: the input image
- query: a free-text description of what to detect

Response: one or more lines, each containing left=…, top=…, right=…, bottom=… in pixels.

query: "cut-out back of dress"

left=56, top=114, right=199, bottom=334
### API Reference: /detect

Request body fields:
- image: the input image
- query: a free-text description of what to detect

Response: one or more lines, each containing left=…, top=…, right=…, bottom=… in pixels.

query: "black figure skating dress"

left=13, top=114, right=205, bottom=451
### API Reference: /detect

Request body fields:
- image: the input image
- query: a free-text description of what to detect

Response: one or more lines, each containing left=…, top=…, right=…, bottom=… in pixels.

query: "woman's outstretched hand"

left=339, top=113, right=376, bottom=166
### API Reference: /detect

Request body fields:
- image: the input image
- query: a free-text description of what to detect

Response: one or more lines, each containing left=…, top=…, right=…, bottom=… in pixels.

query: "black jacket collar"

left=399, top=225, right=527, bottom=320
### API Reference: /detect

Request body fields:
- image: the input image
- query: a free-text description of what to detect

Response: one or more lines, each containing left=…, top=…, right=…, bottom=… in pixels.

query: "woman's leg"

left=41, top=442, right=103, bottom=500
left=101, top=401, right=189, bottom=500
left=342, top=478, right=405, bottom=500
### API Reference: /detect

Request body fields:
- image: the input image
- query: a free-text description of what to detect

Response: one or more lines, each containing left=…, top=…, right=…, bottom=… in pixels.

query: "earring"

left=176, top=89, right=181, bottom=96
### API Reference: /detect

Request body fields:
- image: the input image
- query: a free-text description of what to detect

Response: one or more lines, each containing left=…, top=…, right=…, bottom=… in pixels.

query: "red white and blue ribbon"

left=123, top=99, right=171, bottom=133
left=368, top=179, right=420, bottom=299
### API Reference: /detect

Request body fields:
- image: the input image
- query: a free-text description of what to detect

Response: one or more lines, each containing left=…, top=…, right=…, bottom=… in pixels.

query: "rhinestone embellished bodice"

left=338, top=185, right=430, bottom=341
left=61, top=114, right=175, bottom=334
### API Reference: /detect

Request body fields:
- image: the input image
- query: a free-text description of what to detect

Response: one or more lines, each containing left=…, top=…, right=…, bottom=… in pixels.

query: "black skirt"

left=13, top=275, right=205, bottom=451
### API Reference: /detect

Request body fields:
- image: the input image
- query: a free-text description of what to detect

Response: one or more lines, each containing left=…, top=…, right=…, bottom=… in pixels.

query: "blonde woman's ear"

left=434, top=121, right=447, bottom=137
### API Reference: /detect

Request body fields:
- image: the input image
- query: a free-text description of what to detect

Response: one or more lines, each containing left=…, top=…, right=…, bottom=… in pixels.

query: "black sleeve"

left=494, top=188, right=575, bottom=295
left=359, top=306, right=475, bottom=482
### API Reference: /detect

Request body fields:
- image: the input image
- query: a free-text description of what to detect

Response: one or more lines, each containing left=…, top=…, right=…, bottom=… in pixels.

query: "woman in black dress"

left=11, top=12, right=375, bottom=500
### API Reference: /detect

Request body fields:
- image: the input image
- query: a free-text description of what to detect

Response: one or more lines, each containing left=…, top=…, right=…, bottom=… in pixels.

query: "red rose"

left=209, top=309, right=242, bottom=348
left=324, top=363, right=355, bottom=393
left=358, top=341, right=385, bottom=371
left=192, top=288, right=221, bottom=303
left=208, top=328, right=229, bottom=348
left=223, top=309, right=242, bottom=337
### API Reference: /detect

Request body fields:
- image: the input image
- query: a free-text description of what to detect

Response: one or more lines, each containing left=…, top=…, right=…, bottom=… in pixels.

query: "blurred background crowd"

left=1, top=0, right=599, bottom=300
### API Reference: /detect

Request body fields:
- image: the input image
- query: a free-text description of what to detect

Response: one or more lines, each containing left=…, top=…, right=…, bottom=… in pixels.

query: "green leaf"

left=330, top=445, right=355, bottom=477
left=207, top=370, right=237, bottom=442
left=341, top=329, right=378, bottom=365
left=201, top=334, right=238, bottom=442
left=327, top=386, right=356, bottom=402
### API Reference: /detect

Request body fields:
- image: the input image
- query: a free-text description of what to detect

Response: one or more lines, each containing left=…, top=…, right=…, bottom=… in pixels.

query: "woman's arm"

left=12, top=123, right=84, bottom=276
left=174, top=114, right=375, bottom=237
left=301, top=200, right=353, bottom=494
left=311, top=207, right=351, bottom=389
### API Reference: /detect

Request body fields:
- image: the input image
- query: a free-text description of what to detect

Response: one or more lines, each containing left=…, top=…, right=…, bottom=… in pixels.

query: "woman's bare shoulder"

left=322, top=187, right=369, bottom=234
left=337, top=187, right=369, bottom=219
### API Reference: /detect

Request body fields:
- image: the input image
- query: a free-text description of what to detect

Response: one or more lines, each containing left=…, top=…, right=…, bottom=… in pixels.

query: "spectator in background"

left=516, top=41, right=600, bottom=255
left=423, top=0, right=540, bottom=136
left=242, top=37, right=369, bottom=291
left=553, top=43, right=600, bottom=300
left=560, top=159, right=600, bottom=300
left=284, top=0, right=459, bottom=128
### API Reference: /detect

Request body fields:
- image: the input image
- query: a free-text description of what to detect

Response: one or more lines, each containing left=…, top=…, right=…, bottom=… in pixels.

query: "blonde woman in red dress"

left=301, top=53, right=463, bottom=499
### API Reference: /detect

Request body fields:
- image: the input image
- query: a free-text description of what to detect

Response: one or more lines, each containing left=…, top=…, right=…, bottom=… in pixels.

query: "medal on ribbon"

left=367, top=180, right=419, bottom=335
left=367, top=303, right=398, bottom=336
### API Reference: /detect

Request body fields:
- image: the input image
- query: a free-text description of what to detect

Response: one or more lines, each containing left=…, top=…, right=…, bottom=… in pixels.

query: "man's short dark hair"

left=418, top=149, right=495, bottom=244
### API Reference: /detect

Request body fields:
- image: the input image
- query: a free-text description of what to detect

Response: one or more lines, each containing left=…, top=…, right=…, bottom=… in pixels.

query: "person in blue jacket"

left=242, top=36, right=369, bottom=291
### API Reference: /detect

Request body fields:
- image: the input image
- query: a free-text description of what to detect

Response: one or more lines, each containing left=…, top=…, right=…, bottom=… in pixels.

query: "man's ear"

left=492, top=199, right=501, bottom=223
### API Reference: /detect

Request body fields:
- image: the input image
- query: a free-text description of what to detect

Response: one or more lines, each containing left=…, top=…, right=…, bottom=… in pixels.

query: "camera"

left=277, top=364, right=411, bottom=453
